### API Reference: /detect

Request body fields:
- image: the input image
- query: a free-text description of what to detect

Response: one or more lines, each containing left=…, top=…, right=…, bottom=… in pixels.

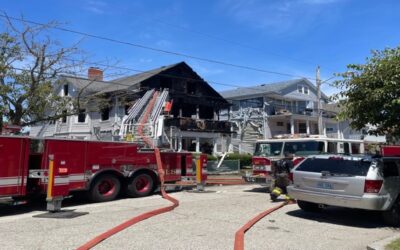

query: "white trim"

left=0, top=176, right=23, bottom=187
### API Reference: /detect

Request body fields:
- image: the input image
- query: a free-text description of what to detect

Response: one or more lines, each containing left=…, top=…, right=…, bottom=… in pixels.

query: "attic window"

left=297, top=85, right=303, bottom=93
left=297, top=85, right=309, bottom=95
left=187, top=82, right=196, bottom=95
left=101, top=107, right=110, bottom=121
left=64, top=84, right=69, bottom=96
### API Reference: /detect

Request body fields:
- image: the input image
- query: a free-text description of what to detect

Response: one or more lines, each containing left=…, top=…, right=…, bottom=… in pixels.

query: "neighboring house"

left=30, top=62, right=231, bottom=154
left=219, top=78, right=363, bottom=153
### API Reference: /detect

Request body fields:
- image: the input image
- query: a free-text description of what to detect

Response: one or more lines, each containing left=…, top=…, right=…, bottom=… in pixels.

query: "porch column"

left=290, top=117, right=295, bottom=135
left=306, top=119, right=310, bottom=135
left=195, top=137, right=200, bottom=153
left=337, top=122, right=341, bottom=138
left=213, top=138, right=217, bottom=154
left=178, top=134, right=182, bottom=152
left=196, top=105, right=200, bottom=119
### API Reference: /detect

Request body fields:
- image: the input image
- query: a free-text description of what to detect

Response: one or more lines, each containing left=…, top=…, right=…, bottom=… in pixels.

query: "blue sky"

left=2, top=0, right=400, bottom=95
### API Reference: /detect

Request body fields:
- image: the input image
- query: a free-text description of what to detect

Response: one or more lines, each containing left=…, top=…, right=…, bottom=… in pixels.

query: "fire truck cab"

left=244, top=137, right=365, bottom=188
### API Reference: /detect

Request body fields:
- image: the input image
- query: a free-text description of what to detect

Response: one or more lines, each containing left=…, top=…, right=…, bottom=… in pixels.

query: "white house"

left=219, top=78, right=368, bottom=153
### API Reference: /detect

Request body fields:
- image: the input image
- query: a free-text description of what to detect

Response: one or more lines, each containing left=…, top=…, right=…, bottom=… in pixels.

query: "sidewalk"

left=367, top=234, right=400, bottom=250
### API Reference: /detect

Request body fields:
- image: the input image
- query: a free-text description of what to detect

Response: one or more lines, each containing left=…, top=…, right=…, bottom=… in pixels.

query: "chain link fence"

left=207, top=160, right=240, bottom=175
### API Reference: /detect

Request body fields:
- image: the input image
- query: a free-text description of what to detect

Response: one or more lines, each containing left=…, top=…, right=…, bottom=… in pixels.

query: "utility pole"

left=316, top=66, right=323, bottom=135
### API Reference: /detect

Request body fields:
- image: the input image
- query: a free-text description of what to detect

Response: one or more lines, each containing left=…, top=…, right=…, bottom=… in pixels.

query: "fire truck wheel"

left=126, top=173, right=154, bottom=198
left=89, top=174, right=121, bottom=202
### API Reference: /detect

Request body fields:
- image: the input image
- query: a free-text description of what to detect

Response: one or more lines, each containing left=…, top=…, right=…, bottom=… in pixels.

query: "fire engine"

left=244, top=137, right=365, bottom=188
left=0, top=136, right=207, bottom=211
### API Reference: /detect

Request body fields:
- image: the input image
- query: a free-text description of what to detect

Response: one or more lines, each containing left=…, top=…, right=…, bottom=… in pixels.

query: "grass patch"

left=386, top=238, right=400, bottom=250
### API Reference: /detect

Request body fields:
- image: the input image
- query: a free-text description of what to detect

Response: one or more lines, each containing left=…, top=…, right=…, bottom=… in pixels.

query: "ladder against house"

left=120, top=88, right=169, bottom=146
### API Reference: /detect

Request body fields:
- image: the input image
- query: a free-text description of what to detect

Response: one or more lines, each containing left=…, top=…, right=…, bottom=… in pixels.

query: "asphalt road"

left=0, top=185, right=398, bottom=250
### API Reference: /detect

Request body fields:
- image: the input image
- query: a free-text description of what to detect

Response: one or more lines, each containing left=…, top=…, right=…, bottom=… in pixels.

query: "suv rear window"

left=296, top=158, right=371, bottom=176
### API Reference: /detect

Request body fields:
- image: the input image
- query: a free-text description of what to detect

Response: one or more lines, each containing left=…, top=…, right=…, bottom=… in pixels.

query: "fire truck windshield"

left=254, top=142, right=283, bottom=156
left=283, top=141, right=325, bottom=156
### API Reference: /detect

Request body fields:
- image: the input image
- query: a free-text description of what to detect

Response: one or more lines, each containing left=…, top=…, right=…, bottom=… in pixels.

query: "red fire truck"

left=0, top=136, right=207, bottom=211
left=244, top=137, right=365, bottom=188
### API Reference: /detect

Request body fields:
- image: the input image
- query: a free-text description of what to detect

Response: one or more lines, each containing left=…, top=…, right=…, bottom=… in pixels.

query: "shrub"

left=226, top=153, right=252, bottom=168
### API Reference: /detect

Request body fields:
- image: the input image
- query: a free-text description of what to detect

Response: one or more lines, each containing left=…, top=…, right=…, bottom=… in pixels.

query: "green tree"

left=0, top=16, right=83, bottom=131
left=333, top=47, right=400, bottom=141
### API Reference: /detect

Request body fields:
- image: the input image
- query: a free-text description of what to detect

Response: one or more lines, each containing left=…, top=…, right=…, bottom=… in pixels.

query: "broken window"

left=187, top=82, right=196, bottom=95
left=63, top=84, right=69, bottom=96
left=78, top=109, right=86, bottom=123
left=101, top=107, right=110, bottom=121
left=61, top=110, right=67, bottom=123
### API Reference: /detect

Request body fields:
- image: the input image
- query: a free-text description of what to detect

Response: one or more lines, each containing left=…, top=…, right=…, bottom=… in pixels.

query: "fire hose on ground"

left=77, top=148, right=176, bottom=250
left=234, top=200, right=295, bottom=250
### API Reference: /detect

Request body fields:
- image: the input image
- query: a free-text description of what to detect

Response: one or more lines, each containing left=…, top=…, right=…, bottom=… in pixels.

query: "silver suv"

left=287, top=154, right=400, bottom=226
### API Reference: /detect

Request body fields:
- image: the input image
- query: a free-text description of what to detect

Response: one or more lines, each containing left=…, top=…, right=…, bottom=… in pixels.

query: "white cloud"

left=218, top=0, right=342, bottom=34
left=155, top=40, right=172, bottom=48
left=85, top=0, right=107, bottom=14
left=193, top=64, right=225, bottom=76
left=139, top=58, right=153, bottom=63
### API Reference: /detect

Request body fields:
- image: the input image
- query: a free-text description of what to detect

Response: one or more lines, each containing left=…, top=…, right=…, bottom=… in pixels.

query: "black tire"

left=125, top=173, right=154, bottom=198
left=297, top=200, right=322, bottom=212
left=89, top=174, right=121, bottom=202
left=382, top=199, right=400, bottom=227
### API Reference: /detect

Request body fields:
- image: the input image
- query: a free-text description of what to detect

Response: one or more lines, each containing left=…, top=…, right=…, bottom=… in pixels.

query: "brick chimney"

left=88, top=67, right=103, bottom=81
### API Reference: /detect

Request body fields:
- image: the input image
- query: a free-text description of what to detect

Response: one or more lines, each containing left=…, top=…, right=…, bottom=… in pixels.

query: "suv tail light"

left=364, top=180, right=383, bottom=193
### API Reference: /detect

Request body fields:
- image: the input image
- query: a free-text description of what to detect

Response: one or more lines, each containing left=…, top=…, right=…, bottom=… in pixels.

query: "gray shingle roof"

left=60, top=76, right=113, bottom=95
left=220, top=78, right=327, bottom=99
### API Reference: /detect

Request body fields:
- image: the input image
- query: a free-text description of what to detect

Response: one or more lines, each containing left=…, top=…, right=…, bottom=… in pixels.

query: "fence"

left=206, top=160, right=240, bottom=175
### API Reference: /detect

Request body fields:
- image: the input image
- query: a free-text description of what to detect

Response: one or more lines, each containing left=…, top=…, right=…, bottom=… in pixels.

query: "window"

left=78, top=109, right=86, bottom=123
left=125, top=105, right=130, bottom=115
left=283, top=141, right=325, bottom=156
left=298, top=85, right=303, bottom=93
left=254, top=142, right=283, bottom=156
left=187, top=82, right=196, bottom=95
left=63, top=84, right=69, bottom=96
left=101, top=107, right=110, bottom=121
left=351, top=143, right=361, bottom=154
left=296, top=158, right=371, bottom=176
left=326, top=127, right=334, bottom=132
left=344, top=142, right=350, bottom=154
left=383, top=161, right=399, bottom=177
left=277, top=121, right=284, bottom=127
left=239, top=97, right=263, bottom=109
left=61, top=110, right=67, bottom=123
left=297, top=85, right=309, bottom=95
left=298, top=123, right=307, bottom=133
left=327, top=142, right=337, bottom=154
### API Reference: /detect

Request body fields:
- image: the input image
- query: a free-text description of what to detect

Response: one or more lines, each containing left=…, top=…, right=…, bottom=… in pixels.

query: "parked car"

left=287, top=152, right=400, bottom=226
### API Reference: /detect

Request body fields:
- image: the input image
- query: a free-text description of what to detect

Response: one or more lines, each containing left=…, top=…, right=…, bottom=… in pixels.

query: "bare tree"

left=0, top=15, right=85, bottom=131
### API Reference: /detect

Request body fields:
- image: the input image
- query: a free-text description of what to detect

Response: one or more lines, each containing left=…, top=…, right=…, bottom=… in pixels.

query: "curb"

left=367, top=234, right=400, bottom=250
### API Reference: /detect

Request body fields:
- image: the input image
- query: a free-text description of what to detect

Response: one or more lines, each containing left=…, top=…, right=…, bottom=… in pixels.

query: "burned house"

left=30, top=62, right=231, bottom=154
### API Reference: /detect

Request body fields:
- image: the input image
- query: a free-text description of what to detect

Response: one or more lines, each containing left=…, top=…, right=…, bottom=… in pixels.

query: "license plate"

left=317, top=182, right=333, bottom=189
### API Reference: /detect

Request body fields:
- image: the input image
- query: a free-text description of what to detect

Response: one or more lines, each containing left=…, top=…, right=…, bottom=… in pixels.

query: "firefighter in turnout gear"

left=270, top=152, right=294, bottom=201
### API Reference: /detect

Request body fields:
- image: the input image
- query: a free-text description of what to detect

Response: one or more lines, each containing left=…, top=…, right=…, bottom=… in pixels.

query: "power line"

left=0, top=12, right=320, bottom=81
left=150, top=18, right=338, bottom=74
